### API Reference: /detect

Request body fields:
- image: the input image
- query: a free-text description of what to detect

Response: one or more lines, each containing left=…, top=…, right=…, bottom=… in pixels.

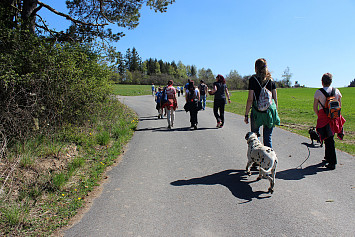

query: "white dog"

left=245, top=132, right=278, bottom=193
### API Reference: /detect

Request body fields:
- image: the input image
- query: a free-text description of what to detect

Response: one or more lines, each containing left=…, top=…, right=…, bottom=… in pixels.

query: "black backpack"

left=199, top=84, right=206, bottom=95
left=188, top=89, right=198, bottom=103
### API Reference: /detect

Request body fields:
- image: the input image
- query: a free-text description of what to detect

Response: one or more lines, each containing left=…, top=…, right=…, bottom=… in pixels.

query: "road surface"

left=64, top=95, right=354, bottom=237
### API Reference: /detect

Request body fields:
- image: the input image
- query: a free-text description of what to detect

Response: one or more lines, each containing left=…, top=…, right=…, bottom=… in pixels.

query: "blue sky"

left=41, top=0, right=355, bottom=88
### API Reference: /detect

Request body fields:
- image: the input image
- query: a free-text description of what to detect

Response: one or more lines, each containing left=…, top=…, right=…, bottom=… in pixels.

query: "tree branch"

left=98, top=0, right=114, bottom=24
left=35, top=14, right=57, bottom=36
left=37, top=0, right=109, bottom=27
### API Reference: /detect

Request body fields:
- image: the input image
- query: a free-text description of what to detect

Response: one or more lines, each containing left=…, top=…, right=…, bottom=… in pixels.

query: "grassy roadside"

left=0, top=98, right=138, bottom=236
left=112, top=84, right=354, bottom=155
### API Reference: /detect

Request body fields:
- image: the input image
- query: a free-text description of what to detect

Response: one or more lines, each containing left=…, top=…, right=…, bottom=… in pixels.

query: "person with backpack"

left=185, top=80, right=200, bottom=130
left=244, top=58, right=280, bottom=148
left=162, top=80, right=178, bottom=129
left=155, top=87, right=163, bottom=119
left=198, top=80, right=208, bottom=110
left=313, top=73, right=346, bottom=170
left=184, top=79, right=191, bottom=95
left=208, top=74, right=231, bottom=128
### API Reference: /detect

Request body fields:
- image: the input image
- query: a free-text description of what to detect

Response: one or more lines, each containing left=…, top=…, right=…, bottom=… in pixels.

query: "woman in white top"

left=313, top=73, right=345, bottom=170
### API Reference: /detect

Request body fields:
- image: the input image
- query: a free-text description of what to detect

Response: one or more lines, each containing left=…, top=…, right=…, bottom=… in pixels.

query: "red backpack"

left=318, top=88, right=341, bottom=119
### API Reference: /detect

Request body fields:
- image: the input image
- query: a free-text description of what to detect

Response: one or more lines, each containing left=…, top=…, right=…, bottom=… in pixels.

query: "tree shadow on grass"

left=170, top=169, right=271, bottom=204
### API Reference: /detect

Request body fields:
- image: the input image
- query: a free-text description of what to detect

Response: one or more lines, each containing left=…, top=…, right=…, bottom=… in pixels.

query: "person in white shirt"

left=313, top=73, right=345, bottom=170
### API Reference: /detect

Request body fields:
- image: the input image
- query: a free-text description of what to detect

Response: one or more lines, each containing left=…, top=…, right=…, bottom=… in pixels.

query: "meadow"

left=113, top=84, right=354, bottom=155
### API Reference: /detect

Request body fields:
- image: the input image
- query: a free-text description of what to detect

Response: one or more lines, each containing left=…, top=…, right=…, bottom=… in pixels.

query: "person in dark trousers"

left=185, top=81, right=200, bottom=130
left=313, top=73, right=346, bottom=170
left=155, top=87, right=163, bottom=119
left=208, top=74, right=230, bottom=128
left=198, top=80, right=208, bottom=110
left=177, top=86, right=181, bottom=97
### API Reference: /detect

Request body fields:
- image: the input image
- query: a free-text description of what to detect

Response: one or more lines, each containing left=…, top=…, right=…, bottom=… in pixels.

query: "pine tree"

left=124, top=48, right=132, bottom=71
left=190, top=65, right=197, bottom=77
left=117, top=53, right=126, bottom=76
left=130, top=47, right=142, bottom=72
left=349, top=79, right=355, bottom=87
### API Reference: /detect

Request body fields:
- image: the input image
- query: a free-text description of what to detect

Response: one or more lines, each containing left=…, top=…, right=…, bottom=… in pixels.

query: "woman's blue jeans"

left=250, top=111, right=274, bottom=148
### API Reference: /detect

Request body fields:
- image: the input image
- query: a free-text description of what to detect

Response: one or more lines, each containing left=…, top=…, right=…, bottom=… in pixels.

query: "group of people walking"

left=155, top=75, right=231, bottom=130
left=154, top=58, right=345, bottom=170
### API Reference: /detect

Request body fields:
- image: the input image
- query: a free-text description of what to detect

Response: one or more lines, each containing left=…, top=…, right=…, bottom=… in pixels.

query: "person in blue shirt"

left=155, top=87, right=163, bottom=119
left=184, top=79, right=191, bottom=95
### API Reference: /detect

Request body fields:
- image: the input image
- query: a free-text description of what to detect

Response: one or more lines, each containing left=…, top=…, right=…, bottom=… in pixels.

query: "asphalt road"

left=64, top=95, right=354, bottom=237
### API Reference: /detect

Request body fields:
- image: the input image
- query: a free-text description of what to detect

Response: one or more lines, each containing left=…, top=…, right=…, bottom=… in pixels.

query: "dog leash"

left=296, top=145, right=311, bottom=169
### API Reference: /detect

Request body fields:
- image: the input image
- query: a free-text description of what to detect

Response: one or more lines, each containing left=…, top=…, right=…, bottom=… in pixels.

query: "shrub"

left=0, top=28, right=112, bottom=153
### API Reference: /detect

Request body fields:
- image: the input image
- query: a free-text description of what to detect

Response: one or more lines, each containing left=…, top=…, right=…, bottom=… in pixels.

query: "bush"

left=0, top=28, right=112, bottom=152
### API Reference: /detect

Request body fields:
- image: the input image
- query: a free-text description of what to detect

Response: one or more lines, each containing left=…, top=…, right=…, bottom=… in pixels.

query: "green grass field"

left=112, top=84, right=354, bottom=155
left=112, top=84, right=156, bottom=96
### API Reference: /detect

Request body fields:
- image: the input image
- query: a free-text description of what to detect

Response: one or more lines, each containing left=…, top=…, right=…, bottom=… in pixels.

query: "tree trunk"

left=22, top=0, right=37, bottom=33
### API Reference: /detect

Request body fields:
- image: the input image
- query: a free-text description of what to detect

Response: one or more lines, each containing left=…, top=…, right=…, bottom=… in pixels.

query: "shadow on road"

left=135, top=126, right=218, bottom=132
left=170, top=169, right=271, bottom=204
left=276, top=142, right=327, bottom=181
left=276, top=162, right=327, bottom=181
left=139, top=116, right=160, bottom=121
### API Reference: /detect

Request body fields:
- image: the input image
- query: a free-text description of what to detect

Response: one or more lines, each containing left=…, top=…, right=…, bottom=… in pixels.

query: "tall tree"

left=177, top=61, right=187, bottom=79
left=124, top=48, right=132, bottom=71
left=158, top=59, right=166, bottom=74
left=154, top=61, right=161, bottom=74
left=190, top=65, right=197, bottom=77
left=2, top=0, right=175, bottom=42
left=349, top=79, right=355, bottom=87
left=130, top=47, right=142, bottom=72
left=225, top=70, right=245, bottom=90
left=281, top=67, right=292, bottom=88
left=117, top=53, right=125, bottom=76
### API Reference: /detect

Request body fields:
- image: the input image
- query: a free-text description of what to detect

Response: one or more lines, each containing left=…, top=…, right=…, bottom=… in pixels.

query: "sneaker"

left=194, top=125, right=197, bottom=130
left=168, top=125, right=171, bottom=129
left=322, top=158, right=329, bottom=165
left=216, top=122, right=222, bottom=128
left=325, top=164, right=336, bottom=170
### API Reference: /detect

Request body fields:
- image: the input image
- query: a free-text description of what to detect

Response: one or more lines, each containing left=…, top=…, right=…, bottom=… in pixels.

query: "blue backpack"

left=161, top=87, right=168, bottom=104
left=156, top=91, right=162, bottom=103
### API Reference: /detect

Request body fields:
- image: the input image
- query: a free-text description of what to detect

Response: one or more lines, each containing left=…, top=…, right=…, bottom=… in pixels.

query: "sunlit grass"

left=113, top=84, right=354, bottom=155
